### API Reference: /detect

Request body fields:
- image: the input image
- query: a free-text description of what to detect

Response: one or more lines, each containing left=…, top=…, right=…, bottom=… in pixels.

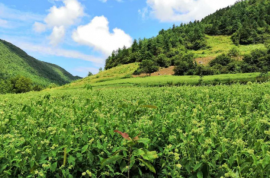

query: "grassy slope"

left=191, top=35, right=266, bottom=58
left=69, top=63, right=139, bottom=87
left=65, top=35, right=266, bottom=89
left=65, top=73, right=261, bottom=89
left=0, top=39, right=79, bottom=86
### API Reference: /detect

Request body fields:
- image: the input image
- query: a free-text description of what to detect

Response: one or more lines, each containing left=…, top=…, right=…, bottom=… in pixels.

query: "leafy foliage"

left=0, top=76, right=45, bottom=94
left=9, top=76, right=33, bottom=93
left=174, top=53, right=197, bottom=75
left=135, top=60, right=159, bottom=76
left=1, top=83, right=270, bottom=177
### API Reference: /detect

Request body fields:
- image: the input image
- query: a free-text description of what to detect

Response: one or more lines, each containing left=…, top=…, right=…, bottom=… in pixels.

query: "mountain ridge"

left=0, top=39, right=81, bottom=86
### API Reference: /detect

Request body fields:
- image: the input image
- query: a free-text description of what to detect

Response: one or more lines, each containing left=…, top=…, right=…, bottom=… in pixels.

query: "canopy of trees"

left=0, top=76, right=45, bottom=94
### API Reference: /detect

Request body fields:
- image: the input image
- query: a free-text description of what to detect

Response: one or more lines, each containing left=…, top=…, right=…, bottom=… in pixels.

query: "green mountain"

left=105, top=0, right=270, bottom=74
left=0, top=39, right=81, bottom=86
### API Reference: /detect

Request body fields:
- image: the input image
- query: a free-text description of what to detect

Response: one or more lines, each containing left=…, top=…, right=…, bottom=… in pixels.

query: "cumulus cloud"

left=72, top=16, right=133, bottom=55
left=143, top=0, right=238, bottom=22
left=33, top=0, right=84, bottom=45
left=44, top=0, right=84, bottom=27
left=49, top=26, right=65, bottom=46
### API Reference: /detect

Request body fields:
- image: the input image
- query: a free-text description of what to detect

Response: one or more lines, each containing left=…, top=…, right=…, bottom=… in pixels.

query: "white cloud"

left=45, top=0, right=84, bottom=27
left=72, top=16, right=133, bottom=55
left=33, top=22, right=47, bottom=33
left=33, top=0, right=85, bottom=45
left=49, top=26, right=66, bottom=46
left=144, top=0, right=238, bottom=22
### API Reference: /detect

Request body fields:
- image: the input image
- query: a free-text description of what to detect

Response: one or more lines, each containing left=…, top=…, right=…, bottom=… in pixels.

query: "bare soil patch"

left=195, top=57, right=216, bottom=65
left=133, top=66, right=175, bottom=77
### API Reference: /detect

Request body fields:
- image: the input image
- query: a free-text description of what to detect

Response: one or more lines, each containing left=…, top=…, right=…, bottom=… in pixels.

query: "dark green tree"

left=140, top=60, right=159, bottom=76
left=88, top=72, right=93, bottom=76
left=174, top=53, right=196, bottom=75
left=10, top=76, right=32, bottom=93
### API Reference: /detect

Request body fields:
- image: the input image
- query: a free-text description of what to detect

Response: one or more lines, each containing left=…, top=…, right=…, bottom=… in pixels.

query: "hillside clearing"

left=191, top=35, right=266, bottom=58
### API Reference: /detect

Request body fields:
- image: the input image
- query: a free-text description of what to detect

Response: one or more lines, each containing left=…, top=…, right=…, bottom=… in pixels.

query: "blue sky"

left=0, top=0, right=238, bottom=77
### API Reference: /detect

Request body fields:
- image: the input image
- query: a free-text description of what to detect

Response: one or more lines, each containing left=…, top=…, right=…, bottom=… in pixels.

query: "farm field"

left=66, top=72, right=265, bottom=89
left=1, top=82, right=270, bottom=177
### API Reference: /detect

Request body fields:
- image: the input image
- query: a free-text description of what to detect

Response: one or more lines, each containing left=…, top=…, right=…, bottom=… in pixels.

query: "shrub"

left=227, top=61, right=242, bottom=73
left=139, top=60, right=159, bottom=76
left=88, top=72, right=93, bottom=77
left=228, top=47, right=240, bottom=57
left=174, top=53, right=196, bottom=75
left=243, top=49, right=267, bottom=65
left=209, top=54, right=232, bottom=67
left=10, top=76, right=32, bottom=93
left=156, top=54, right=171, bottom=68
left=32, top=85, right=44, bottom=91
left=133, top=68, right=143, bottom=75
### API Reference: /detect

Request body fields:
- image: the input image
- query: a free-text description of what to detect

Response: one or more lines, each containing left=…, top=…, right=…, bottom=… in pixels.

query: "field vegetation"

left=1, top=0, right=270, bottom=177
left=1, top=82, right=270, bottom=177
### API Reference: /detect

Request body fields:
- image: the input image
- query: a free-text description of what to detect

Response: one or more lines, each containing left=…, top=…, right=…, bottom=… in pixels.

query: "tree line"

left=0, top=76, right=59, bottom=94
left=105, top=0, right=270, bottom=74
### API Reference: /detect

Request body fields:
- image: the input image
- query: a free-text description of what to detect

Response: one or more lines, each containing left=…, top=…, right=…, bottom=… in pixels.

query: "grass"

left=70, top=63, right=139, bottom=87
left=64, top=72, right=265, bottom=89
left=191, top=35, right=266, bottom=58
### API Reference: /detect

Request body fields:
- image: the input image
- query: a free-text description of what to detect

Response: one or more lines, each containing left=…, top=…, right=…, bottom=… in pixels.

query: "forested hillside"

left=105, top=0, right=270, bottom=75
left=0, top=39, right=81, bottom=86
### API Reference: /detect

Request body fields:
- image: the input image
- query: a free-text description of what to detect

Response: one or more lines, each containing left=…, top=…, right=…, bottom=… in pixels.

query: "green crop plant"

left=101, top=130, right=158, bottom=178
left=1, top=82, right=270, bottom=177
